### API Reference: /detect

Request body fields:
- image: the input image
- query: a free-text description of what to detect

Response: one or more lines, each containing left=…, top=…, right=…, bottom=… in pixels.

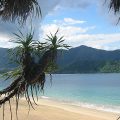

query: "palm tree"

left=0, top=29, right=69, bottom=120
left=0, top=0, right=41, bottom=22
left=109, top=0, right=120, bottom=14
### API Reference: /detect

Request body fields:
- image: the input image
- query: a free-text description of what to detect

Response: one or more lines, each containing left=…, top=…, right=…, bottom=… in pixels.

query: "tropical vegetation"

left=0, top=0, right=41, bottom=23
left=0, top=0, right=120, bottom=120
left=0, top=29, right=69, bottom=120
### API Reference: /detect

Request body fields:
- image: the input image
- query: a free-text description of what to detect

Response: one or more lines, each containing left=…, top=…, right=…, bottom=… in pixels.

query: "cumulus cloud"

left=53, top=18, right=86, bottom=26
left=53, top=0, right=118, bottom=25
left=0, top=0, right=119, bottom=49
left=0, top=0, right=58, bottom=48
left=40, top=18, right=95, bottom=38
left=40, top=18, right=120, bottom=50
left=68, top=33, right=120, bottom=50
left=0, top=0, right=93, bottom=38
left=0, top=18, right=41, bottom=48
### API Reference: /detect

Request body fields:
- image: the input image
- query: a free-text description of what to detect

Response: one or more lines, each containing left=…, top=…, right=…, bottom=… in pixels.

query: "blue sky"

left=0, top=0, right=120, bottom=50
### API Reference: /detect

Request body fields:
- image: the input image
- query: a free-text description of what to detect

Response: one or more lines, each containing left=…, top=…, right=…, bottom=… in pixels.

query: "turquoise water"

left=1, top=73, right=120, bottom=113
left=43, top=74, right=120, bottom=113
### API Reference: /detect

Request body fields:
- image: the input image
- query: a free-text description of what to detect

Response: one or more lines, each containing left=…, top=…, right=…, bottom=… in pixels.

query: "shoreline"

left=0, top=98, right=119, bottom=120
left=38, top=98, right=120, bottom=115
left=39, top=96, right=120, bottom=114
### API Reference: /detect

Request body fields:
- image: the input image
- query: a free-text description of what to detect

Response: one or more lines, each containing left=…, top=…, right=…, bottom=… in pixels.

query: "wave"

left=71, top=102, right=120, bottom=113
left=39, top=96, right=120, bottom=113
left=40, top=96, right=50, bottom=99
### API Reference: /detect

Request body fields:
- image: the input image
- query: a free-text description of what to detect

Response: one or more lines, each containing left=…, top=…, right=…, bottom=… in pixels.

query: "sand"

left=0, top=98, right=119, bottom=120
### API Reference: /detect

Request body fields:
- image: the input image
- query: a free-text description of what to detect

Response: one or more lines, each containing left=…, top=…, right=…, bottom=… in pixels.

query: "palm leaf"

left=0, top=0, right=42, bottom=23
left=110, top=0, right=120, bottom=13
left=0, top=29, right=70, bottom=120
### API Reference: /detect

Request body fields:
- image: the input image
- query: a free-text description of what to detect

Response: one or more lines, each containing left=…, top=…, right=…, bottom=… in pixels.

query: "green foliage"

left=57, top=60, right=120, bottom=74
left=58, top=60, right=105, bottom=73
left=1, top=67, right=22, bottom=80
left=2, top=45, right=120, bottom=74
left=4, top=29, right=69, bottom=77
left=100, top=61, right=120, bottom=73
left=0, top=29, right=69, bottom=120
left=8, top=30, right=36, bottom=65
left=45, top=29, right=71, bottom=50
left=45, top=62, right=58, bottom=73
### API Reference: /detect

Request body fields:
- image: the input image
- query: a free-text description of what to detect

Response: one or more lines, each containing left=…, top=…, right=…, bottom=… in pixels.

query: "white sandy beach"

left=0, top=98, right=119, bottom=120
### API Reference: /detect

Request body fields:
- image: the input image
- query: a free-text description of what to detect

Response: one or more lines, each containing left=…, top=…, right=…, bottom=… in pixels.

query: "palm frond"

left=1, top=67, right=22, bottom=80
left=0, top=0, right=42, bottom=23
left=110, top=0, right=120, bottom=14
left=46, top=29, right=71, bottom=50
left=0, top=29, right=70, bottom=120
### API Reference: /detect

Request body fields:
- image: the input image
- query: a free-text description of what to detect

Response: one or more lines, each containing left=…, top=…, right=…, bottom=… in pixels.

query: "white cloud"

left=53, top=18, right=86, bottom=26
left=41, top=24, right=94, bottom=37
left=0, top=37, right=12, bottom=48
left=63, top=18, right=86, bottom=25
left=40, top=0, right=119, bottom=25
left=40, top=18, right=120, bottom=50
left=41, top=18, right=95, bottom=37
left=0, top=0, right=119, bottom=49
left=68, top=34, right=120, bottom=50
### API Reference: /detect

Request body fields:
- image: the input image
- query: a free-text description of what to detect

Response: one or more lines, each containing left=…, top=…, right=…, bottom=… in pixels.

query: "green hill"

left=57, top=45, right=120, bottom=73
left=1, top=46, right=120, bottom=73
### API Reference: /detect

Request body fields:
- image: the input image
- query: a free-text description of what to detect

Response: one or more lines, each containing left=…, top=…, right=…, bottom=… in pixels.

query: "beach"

left=0, top=74, right=120, bottom=120
left=0, top=98, right=119, bottom=120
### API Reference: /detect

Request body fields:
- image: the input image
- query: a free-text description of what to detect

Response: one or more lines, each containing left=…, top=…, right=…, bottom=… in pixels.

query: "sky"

left=0, top=0, right=120, bottom=50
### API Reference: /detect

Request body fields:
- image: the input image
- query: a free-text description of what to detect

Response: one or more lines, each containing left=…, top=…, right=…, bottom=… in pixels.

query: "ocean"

left=43, top=74, right=120, bottom=113
left=0, top=73, right=120, bottom=113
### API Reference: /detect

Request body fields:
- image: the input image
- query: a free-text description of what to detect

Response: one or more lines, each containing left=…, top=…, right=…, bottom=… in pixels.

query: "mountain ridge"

left=0, top=45, right=120, bottom=73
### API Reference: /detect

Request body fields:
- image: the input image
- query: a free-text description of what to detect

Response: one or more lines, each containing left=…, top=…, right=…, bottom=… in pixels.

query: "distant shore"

left=0, top=98, right=119, bottom=120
